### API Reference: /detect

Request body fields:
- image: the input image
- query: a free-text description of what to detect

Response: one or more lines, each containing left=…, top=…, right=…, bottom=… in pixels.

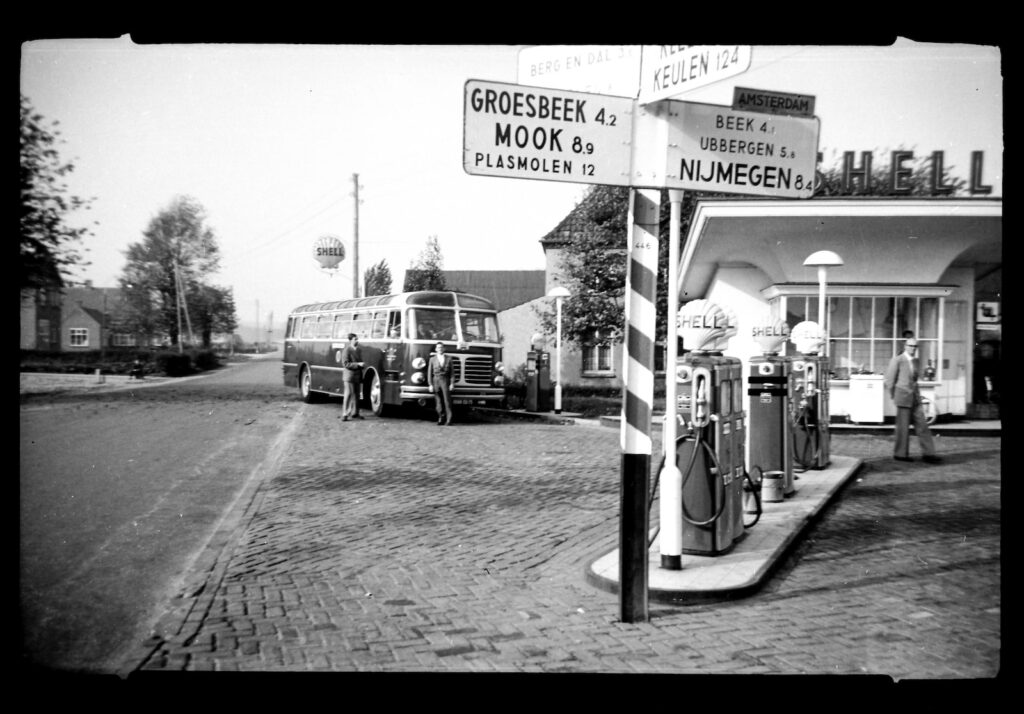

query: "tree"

left=119, top=195, right=225, bottom=347
left=191, top=285, right=238, bottom=348
left=363, top=259, right=393, bottom=296
left=20, top=94, right=94, bottom=290
left=539, top=148, right=971, bottom=349
left=403, top=235, right=447, bottom=291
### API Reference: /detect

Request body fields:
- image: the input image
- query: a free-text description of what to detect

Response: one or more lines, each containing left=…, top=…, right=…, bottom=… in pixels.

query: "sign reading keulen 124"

left=664, top=101, right=820, bottom=198
left=463, top=79, right=634, bottom=187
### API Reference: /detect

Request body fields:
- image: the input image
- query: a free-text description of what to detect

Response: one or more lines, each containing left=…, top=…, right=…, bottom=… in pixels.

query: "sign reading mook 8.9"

left=463, top=79, right=635, bottom=187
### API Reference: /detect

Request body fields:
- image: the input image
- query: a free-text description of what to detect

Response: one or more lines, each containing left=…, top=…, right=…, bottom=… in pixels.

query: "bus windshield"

left=409, top=308, right=499, bottom=343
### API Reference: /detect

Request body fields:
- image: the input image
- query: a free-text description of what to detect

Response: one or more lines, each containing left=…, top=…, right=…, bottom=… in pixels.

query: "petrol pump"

left=790, top=321, right=831, bottom=470
left=747, top=318, right=796, bottom=498
left=669, top=300, right=751, bottom=556
left=524, top=349, right=552, bottom=412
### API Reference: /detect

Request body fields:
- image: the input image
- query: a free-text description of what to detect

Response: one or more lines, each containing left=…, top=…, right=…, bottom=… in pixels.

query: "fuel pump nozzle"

left=692, top=368, right=712, bottom=428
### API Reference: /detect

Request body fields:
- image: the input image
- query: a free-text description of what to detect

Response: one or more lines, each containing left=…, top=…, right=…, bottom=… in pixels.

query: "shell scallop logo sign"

left=313, top=235, right=345, bottom=271
left=752, top=318, right=791, bottom=354
left=790, top=320, right=825, bottom=354
left=677, top=299, right=736, bottom=352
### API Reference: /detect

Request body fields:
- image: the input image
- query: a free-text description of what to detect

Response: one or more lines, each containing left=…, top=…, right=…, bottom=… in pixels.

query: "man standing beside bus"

left=342, top=333, right=365, bottom=421
left=428, top=341, right=454, bottom=425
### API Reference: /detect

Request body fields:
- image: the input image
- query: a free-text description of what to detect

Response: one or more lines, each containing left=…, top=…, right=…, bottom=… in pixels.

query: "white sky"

left=20, top=40, right=1002, bottom=336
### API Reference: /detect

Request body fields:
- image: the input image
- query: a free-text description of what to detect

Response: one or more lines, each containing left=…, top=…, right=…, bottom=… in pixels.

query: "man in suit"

left=341, top=333, right=365, bottom=421
left=428, top=341, right=454, bottom=425
left=884, top=336, right=940, bottom=463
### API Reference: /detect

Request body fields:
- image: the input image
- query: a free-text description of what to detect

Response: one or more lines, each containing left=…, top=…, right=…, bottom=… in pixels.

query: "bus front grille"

left=455, top=355, right=493, bottom=386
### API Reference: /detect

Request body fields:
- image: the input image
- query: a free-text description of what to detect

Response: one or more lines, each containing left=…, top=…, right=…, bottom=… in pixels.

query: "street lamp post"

left=547, top=286, right=571, bottom=414
left=803, top=250, right=844, bottom=356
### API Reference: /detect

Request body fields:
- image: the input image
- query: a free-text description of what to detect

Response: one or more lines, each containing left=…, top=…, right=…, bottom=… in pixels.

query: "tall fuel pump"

left=790, top=321, right=831, bottom=470
left=747, top=318, right=796, bottom=498
left=664, top=300, right=752, bottom=557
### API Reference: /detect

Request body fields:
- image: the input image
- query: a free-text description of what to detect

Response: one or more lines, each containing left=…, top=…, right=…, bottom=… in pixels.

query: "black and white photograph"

left=20, top=37, right=1001, bottom=684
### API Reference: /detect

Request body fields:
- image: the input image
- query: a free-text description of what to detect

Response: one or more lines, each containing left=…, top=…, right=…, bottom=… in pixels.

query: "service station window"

left=776, top=293, right=943, bottom=379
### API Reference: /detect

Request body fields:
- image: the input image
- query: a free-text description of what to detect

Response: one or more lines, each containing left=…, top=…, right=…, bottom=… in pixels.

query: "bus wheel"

left=300, top=367, right=321, bottom=403
left=369, top=370, right=390, bottom=417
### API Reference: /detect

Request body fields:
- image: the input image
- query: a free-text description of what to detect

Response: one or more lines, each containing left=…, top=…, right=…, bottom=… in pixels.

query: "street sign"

left=733, top=87, right=816, bottom=118
left=517, top=45, right=642, bottom=97
left=662, top=100, right=819, bottom=198
left=639, top=46, right=752, bottom=104
left=463, top=79, right=635, bottom=187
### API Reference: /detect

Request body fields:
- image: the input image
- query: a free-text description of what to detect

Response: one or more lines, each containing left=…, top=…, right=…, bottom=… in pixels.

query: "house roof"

left=440, top=270, right=546, bottom=312
left=61, top=287, right=125, bottom=313
left=540, top=187, right=625, bottom=247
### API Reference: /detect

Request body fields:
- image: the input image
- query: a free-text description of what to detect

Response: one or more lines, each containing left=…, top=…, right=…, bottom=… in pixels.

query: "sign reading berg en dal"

left=639, top=45, right=752, bottom=104
left=463, top=79, right=635, bottom=187
left=663, top=101, right=820, bottom=198
left=517, top=45, right=641, bottom=97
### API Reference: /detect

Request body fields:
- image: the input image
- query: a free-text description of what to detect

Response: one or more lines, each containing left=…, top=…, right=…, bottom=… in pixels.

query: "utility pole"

left=174, top=261, right=184, bottom=354
left=255, top=299, right=260, bottom=354
left=352, top=173, right=360, bottom=299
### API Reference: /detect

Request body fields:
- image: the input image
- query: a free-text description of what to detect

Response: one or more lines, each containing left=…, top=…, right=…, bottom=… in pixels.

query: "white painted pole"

left=659, top=189, right=684, bottom=570
left=555, top=296, right=563, bottom=413
left=818, top=265, right=827, bottom=356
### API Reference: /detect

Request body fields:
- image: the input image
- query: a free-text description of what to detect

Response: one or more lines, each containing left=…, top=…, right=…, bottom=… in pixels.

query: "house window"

left=582, top=329, right=614, bottom=376
left=112, top=333, right=137, bottom=347
left=69, top=327, right=89, bottom=347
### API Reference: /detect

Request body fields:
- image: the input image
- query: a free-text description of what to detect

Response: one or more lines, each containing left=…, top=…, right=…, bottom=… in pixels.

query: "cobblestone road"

left=132, top=407, right=1000, bottom=679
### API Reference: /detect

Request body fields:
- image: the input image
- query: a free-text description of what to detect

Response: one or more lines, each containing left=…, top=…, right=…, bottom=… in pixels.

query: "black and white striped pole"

left=619, top=187, right=661, bottom=623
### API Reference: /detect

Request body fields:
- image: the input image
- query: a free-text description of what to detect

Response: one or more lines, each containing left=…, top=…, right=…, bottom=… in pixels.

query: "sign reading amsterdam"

left=463, top=79, right=635, bottom=187
left=732, top=86, right=815, bottom=118
left=663, top=101, right=820, bottom=198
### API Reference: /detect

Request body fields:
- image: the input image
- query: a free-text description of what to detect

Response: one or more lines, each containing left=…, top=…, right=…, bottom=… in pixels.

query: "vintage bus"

left=282, top=291, right=506, bottom=416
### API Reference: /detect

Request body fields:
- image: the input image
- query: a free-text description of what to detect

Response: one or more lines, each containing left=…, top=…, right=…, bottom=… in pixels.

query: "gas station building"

left=528, top=194, right=1001, bottom=422
left=677, top=196, right=1001, bottom=421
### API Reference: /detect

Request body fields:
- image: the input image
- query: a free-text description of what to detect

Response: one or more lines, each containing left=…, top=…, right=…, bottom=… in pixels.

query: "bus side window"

left=333, top=313, right=350, bottom=339
left=301, top=316, right=316, bottom=339
left=388, top=310, right=402, bottom=338
left=371, top=311, right=387, bottom=339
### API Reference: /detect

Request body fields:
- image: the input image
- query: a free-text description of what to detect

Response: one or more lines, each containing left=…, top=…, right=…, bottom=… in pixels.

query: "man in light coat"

left=884, top=337, right=940, bottom=463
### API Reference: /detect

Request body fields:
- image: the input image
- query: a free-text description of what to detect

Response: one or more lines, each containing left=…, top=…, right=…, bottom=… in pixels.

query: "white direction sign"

left=662, top=101, right=819, bottom=198
left=517, top=45, right=642, bottom=97
left=639, top=45, right=752, bottom=104
left=463, top=79, right=635, bottom=187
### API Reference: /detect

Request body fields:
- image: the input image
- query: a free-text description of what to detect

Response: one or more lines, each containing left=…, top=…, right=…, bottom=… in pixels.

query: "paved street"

left=127, top=405, right=1000, bottom=679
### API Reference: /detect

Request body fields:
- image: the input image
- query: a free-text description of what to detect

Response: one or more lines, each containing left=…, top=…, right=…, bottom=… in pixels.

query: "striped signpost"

left=619, top=187, right=660, bottom=623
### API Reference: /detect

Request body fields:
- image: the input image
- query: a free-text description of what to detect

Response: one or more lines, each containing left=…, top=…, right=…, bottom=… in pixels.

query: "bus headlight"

left=411, top=372, right=426, bottom=385
left=412, top=357, right=426, bottom=369
left=494, top=375, right=505, bottom=386
left=494, top=361, right=504, bottom=372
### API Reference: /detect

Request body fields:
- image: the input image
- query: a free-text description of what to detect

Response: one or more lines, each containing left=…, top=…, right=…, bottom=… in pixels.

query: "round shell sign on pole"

left=313, top=235, right=346, bottom=273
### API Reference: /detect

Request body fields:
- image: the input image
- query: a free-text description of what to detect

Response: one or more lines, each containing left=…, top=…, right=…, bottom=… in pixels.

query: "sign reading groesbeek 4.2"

left=463, top=79, right=634, bottom=187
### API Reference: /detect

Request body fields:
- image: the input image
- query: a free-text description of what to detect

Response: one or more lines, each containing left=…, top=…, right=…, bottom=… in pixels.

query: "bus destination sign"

left=463, top=79, right=635, bottom=187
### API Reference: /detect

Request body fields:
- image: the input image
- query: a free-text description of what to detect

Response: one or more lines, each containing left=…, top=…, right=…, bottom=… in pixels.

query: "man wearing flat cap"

left=884, top=336, right=941, bottom=463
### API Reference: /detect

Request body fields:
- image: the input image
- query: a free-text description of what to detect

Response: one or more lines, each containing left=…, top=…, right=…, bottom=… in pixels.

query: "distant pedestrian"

left=884, top=336, right=940, bottom=463
left=128, top=358, right=145, bottom=380
left=428, top=341, right=454, bottom=425
left=341, top=333, right=365, bottom=421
